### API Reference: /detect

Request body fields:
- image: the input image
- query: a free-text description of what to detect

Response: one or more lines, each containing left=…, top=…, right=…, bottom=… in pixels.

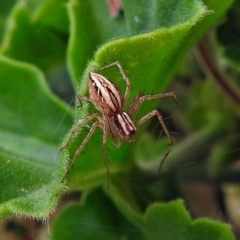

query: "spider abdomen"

left=113, top=112, right=136, bottom=141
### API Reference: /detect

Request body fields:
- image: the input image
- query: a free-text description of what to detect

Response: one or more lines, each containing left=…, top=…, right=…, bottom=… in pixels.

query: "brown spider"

left=61, top=61, right=177, bottom=187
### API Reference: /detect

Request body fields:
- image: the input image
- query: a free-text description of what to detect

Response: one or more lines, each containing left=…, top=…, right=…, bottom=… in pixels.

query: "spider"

left=61, top=61, right=177, bottom=187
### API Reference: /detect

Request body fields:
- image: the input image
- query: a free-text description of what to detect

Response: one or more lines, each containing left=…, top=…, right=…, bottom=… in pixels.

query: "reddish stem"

left=196, top=39, right=240, bottom=107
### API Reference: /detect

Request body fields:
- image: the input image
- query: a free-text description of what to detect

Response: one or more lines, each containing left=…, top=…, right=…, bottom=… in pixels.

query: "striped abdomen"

left=113, top=112, right=136, bottom=141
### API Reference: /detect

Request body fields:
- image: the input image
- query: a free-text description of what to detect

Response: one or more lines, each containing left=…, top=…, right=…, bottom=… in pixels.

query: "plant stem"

left=196, top=38, right=240, bottom=108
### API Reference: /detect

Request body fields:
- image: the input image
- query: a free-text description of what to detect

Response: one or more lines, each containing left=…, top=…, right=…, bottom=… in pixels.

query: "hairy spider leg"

left=97, top=61, right=131, bottom=104
left=61, top=113, right=102, bottom=181
left=62, top=121, right=102, bottom=182
left=136, top=110, right=172, bottom=173
left=127, top=92, right=177, bottom=172
left=128, top=92, right=178, bottom=120
left=61, top=95, right=114, bottom=187
left=102, top=115, right=111, bottom=189
left=60, top=112, right=101, bottom=150
left=78, top=94, right=118, bottom=188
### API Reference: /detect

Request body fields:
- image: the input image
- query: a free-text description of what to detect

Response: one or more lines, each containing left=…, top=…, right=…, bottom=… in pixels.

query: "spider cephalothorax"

left=61, top=61, right=177, bottom=187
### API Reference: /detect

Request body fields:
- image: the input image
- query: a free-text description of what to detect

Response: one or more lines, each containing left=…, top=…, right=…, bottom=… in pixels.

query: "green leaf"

left=52, top=187, right=234, bottom=239
left=216, top=0, right=240, bottom=66
left=62, top=0, right=208, bottom=189
left=136, top=133, right=169, bottom=171
left=0, top=1, right=67, bottom=71
left=142, top=201, right=234, bottom=240
left=106, top=181, right=234, bottom=239
left=0, top=1, right=16, bottom=16
left=51, top=188, right=144, bottom=240
left=0, top=1, right=16, bottom=45
left=67, top=0, right=127, bottom=85
left=123, top=0, right=204, bottom=32
left=0, top=56, right=72, bottom=218
left=194, top=0, right=234, bottom=40
left=0, top=0, right=235, bottom=231
left=33, top=0, right=69, bottom=34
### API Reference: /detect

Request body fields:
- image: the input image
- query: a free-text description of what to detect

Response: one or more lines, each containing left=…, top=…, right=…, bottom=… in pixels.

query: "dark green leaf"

left=0, top=1, right=67, bottom=71
left=51, top=188, right=144, bottom=240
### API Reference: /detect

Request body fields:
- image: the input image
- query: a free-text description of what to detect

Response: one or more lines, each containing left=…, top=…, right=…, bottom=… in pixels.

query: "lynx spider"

left=61, top=61, right=177, bottom=187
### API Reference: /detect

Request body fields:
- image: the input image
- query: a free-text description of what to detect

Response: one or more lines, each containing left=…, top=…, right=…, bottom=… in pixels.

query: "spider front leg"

left=97, top=61, right=131, bottom=103
left=60, top=112, right=101, bottom=150
left=137, top=110, right=172, bottom=172
left=61, top=113, right=102, bottom=182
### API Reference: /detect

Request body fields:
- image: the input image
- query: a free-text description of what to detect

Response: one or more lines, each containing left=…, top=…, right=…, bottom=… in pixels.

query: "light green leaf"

left=0, top=56, right=72, bottom=218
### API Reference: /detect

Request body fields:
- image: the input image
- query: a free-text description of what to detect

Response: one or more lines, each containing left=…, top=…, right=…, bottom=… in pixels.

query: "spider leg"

left=77, top=95, right=98, bottom=105
left=60, top=113, right=100, bottom=150
left=77, top=95, right=113, bottom=110
left=115, top=140, right=122, bottom=149
left=128, top=92, right=177, bottom=120
left=136, top=110, right=172, bottom=173
left=102, top=128, right=110, bottom=189
left=62, top=121, right=102, bottom=182
left=97, top=61, right=131, bottom=104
